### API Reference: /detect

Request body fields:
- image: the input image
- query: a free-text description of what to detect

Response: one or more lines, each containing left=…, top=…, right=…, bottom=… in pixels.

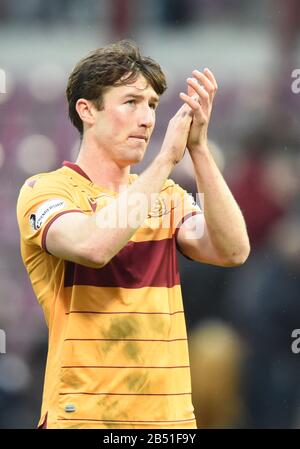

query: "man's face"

left=92, top=74, right=159, bottom=167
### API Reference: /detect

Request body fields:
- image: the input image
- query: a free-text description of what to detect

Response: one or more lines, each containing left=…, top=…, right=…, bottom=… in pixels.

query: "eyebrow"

left=123, top=92, right=159, bottom=104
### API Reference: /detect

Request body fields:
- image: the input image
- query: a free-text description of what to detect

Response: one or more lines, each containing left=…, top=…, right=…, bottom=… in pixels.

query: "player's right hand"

left=159, top=102, right=193, bottom=166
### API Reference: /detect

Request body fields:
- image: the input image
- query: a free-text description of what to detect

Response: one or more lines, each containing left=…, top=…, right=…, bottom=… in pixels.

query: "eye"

left=149, top=103, right=157, bottom=110
left=126, top=99, right=136, bottom=105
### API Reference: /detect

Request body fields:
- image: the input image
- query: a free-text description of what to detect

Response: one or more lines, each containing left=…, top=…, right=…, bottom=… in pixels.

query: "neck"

left=75, top=136, right=131, bottom=192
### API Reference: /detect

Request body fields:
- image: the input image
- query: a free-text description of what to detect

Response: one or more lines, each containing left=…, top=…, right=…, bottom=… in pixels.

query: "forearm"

left=191, top=146, right=250, bottom=263
left=87, top=154, right=175, bottom=265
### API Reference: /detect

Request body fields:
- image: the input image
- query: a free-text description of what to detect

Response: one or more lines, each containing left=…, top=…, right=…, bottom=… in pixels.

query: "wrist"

left=188, top=143, right=210, bottom=158
left=155, top=153, right=177, bottom=171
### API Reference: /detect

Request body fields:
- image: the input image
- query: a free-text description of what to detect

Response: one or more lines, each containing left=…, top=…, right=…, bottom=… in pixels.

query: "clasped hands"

left=179, top=68, right=218, bottom=154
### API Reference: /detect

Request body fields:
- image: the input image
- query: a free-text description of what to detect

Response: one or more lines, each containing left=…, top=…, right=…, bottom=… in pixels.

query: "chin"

left=128, top=150, right=145, bottom=165
left=130, top=159, right=142, bottom=166
left=127, top=157, right=143, bottom=167
left=118, top=155, right=143, bottom=167
left=118, top=145, right=146, bottom=166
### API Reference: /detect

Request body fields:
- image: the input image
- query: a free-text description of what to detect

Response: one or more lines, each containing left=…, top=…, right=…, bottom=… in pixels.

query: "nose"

left=138, top=105, right=155, bottom=129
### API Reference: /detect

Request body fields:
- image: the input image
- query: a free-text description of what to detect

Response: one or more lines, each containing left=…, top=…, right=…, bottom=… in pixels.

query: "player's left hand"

left=179, top=68, right=218, bottom=153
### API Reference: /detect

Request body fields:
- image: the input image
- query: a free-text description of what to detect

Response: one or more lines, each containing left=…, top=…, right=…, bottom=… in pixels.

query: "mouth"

left=129, top=135, right=148, bottom=142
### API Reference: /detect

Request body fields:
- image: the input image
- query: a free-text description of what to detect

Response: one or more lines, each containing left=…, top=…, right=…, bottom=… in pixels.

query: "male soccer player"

left=17, top=40, right=250, bottom=429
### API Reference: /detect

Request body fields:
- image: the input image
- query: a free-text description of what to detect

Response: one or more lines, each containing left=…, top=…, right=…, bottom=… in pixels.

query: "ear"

left=75, top=99, right=96, bottom=128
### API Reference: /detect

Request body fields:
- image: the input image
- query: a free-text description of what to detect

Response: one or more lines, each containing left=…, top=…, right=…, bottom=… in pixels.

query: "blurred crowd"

left=0, top=0, right=300, bottom=428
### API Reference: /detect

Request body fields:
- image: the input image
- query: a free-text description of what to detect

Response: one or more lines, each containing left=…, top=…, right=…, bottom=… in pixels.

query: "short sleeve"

left=17, top=174, right=84, bottom=250
left=171, top=183, right=202, bottom=234
left=168, top=183, right=203, bottom=260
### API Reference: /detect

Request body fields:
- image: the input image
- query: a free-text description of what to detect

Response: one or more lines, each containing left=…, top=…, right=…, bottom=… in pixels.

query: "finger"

left=203, top=68, right=218, bottom=90
left=180, top=92, right=199, bottom=107
left=176, top=99, right=194, bottom=119
left=179, top=92, right=205, bottom=118
left=191, top=70, right=215, bottom=97
left=187, top=82, right=197, bottom=98
left=187, top=77, right=209, bottom=102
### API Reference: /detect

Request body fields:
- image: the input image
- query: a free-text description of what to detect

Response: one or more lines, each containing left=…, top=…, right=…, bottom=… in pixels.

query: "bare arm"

left=177, top=152, right=250, bottom=266
left=46, top=103, right=193, bottom=268
left=177, top=68, right=250, bottom=266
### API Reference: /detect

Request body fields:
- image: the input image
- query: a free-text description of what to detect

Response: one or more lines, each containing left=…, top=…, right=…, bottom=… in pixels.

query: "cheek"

left=106, top=110, right=129, bottom=136
left=152, top=113, right=156, bottom=129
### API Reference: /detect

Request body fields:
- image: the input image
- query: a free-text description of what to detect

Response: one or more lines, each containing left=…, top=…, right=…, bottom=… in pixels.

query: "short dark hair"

left=66, top=40, right=167, bottom=135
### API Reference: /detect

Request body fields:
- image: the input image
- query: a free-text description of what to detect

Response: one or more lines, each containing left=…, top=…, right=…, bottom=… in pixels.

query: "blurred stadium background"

left=0, top=0, right=300, bottom=428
